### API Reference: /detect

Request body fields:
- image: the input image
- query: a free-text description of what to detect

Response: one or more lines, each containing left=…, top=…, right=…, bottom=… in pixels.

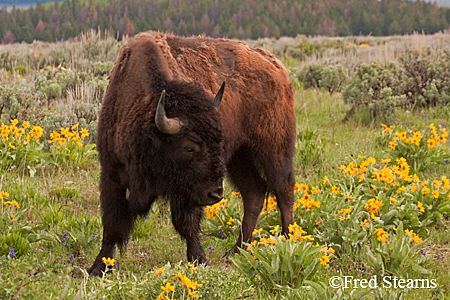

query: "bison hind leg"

left=266, top=158, right=296, bottom=237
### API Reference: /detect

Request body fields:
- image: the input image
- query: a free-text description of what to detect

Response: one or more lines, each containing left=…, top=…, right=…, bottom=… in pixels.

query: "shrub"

left=342, top=61, right=408, bottom=120
left=91, top=61, right=114, bottom=76
left=43, top=82, right=63, bottom=99
left=35, top=66, right=79, bottom=99
left=319, top=65, right=348, bottom=94
left=298, top=64, right=348, bottom=93
left=0, top=82, right=46, bottom=122
left=291, top=39, right=324, bottom=60
left=298, top=63, right=324, bottom=89
left=400, top=48, right=450, bottom=108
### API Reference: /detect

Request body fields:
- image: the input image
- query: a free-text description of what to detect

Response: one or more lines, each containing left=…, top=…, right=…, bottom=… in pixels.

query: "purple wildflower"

left=219, top=229, right=225, bottom=237
left=92, top=233, right=98, bottom=241
left=144, top=215, right=148, bottom=220
left=445, top=159, right=449, bottom=165
left=62, top=232, right=68, bottom=243
left=421, top=250, right=426, bottom=256
left=437, top=254, right=441, bottom=260
left=9, top=248, right=15, bottom=258
left=69, top=254, right=74, bottom=262
left=114, top=259, right=120, bottom=269
left=208, top=245, right=215, bottom=255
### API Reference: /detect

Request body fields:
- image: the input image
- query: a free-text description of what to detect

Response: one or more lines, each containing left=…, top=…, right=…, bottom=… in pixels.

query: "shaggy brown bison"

left=87, top=31, right=296, bottom=276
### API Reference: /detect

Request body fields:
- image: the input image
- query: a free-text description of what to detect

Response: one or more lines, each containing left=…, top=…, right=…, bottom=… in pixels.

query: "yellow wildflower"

left=354, top=173, right=362, bottom=183
left=231, top=192, right=241, bottom=197
left=331, top=186, right=340, bottom=194
left=365, top=197, right=384, bottom=216
left=405, top=229, right=423, bottom=244
left=0, top=191, right=10, bottom=199
left=298, top=183, right=309, bottom=192
left=338, top=207, right=352, bottom=220
left=360, top=219, right=370, bottom=227
left=320, top=254, right=330, bottom=265
left=188, top=288, right=200, bottom=299
left=80, top=128, right=89, bottom=138
left=252, top=228, right=263, bottom=236
left=288, top=222, right=308, bottom=241
left=177, top=271, right=202, bottom=289
left=30, top=126, right=44, bottom=139
left=204, top=199, right=226, bottom=218
left=432, top=190, right=439, bottom=199
left=161, top=282, right=175, bottom=293
left=227, top=217, right=235, bottom=225
left=374, top=228, right=389, bottom=244
left=15, top=128, right=25, bottom=137
left=102, top=257, right=115, bottom=267
left=417, top=201, right=425, bottom=213
left=157, top=293, right=167, bottom=300
left=3, top=200, right=20, bottom=208
left=427, top=138, right=436, bottom=149
left=397, top=131, right=407, bottom=140
left=270, top=225, right=279, bottom=234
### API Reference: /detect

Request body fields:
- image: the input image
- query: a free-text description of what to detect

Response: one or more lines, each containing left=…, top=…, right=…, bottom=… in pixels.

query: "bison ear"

left=155, top=90, right=184, bottom=135
left=213, top=81, right=226, bottom=110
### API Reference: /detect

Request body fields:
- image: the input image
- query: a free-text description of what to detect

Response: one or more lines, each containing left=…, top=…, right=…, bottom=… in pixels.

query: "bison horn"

left=155, top=90, right=183, bottom=135
left=213, top=81, right=226, bottom=110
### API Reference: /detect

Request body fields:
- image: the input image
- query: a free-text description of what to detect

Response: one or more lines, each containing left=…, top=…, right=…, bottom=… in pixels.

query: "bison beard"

left=87, top=31, right=296, bottom=276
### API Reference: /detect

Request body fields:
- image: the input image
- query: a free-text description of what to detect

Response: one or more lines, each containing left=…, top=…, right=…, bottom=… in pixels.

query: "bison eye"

left=184, top=147, right=194, bottom=153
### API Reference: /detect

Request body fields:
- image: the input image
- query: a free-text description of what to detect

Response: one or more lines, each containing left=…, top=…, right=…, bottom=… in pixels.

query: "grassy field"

left=0, top=31, right=449, bottom=299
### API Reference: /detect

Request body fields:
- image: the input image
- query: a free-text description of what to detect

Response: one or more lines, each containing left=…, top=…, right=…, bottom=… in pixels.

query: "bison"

left=87, top=31, right=296, bottom=276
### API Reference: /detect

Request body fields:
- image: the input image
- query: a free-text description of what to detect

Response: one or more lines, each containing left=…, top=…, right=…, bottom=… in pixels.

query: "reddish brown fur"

left=88, top=31, right=296, bottom=276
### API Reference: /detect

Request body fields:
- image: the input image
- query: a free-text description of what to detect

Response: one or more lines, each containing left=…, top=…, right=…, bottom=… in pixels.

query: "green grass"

left=1, top=34, right=450, bottom=299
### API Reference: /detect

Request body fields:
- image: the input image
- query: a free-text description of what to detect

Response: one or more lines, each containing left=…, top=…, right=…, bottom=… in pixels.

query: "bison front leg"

left=88, top=171, right=133, bottom=277
left=171, top=205, right=207, bottom=265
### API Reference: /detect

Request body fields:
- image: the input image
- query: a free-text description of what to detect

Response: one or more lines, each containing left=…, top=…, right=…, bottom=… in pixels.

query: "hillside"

left=1, top=0, right=450, bottom=43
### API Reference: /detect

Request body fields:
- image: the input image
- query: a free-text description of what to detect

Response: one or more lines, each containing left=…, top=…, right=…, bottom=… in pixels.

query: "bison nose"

left=208, top=187, right=224, bottom=203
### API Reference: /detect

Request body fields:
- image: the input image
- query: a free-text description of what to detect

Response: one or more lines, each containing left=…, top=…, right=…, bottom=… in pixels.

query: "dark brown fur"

left=87, top=31, right=296, bottom=276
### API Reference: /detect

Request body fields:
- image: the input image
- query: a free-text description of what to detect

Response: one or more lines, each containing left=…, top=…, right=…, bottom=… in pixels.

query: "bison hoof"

left=222, top=245, right=240, bottom=258
left=87, top=263, right=106, bottom=277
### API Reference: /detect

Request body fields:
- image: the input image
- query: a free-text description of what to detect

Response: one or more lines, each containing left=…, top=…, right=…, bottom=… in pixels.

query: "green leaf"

left=410, top=261, right=431, bottom=275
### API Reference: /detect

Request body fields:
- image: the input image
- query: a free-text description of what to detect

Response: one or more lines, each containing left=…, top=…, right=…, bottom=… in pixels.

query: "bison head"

left=144, top=82, right=226, bottom=208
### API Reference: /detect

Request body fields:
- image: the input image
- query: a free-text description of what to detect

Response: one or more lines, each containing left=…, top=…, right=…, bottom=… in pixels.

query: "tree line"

left=1, top=0, right=450, bottom=44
